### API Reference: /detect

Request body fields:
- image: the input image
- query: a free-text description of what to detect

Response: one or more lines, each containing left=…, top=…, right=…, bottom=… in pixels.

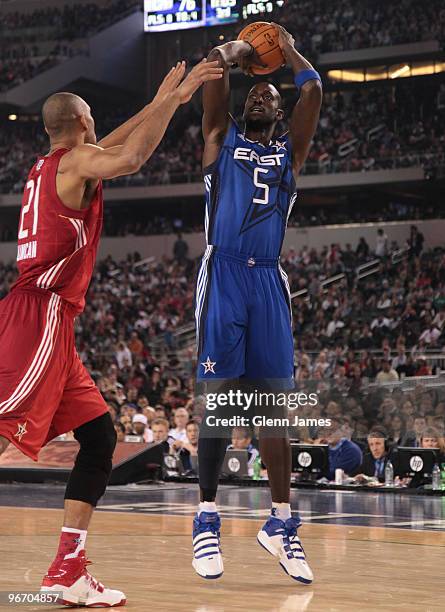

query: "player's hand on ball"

left=238, top=44, right=267, bottom=77
left=272, top=23, right=295, bottom=62
left=176, top=59, right=223, bottom=104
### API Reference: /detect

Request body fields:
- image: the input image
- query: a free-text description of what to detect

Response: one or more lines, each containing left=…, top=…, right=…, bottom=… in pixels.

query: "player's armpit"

left=61, top=143, right=142, bottom=180
left=290, top=80, right=323, bottom=177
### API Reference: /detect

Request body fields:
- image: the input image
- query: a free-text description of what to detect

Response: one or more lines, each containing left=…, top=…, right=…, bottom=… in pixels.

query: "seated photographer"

left=314, top=418, right=363, bottom=480
left=227, top=426, right=260, bottom=477
left=170, top=420, right=200, bottom=472
left=354, top=430, right=392, bottom=483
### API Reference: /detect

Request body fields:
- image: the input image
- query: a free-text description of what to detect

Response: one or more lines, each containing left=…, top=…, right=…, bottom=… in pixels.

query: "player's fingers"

left=200, top=72, right=223, bottom=82
left=161, top=63, right=180, bottom=89
left=194, top=60, right=221, bottom=77
left=271, top=22, right=285, bottom=33
left=171, top=61, right=186, bottom=86
left=201, top=60, right=220, bottom=68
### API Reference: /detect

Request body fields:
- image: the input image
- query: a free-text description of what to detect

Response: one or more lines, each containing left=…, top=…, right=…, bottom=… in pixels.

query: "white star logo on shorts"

left=273, top=141, right=287, bottom=152
left=14, top=422, right=28, bottom=442
left=201, top=356, right=216, bottom=374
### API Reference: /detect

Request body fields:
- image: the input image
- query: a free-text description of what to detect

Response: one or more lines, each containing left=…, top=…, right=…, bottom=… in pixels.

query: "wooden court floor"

left=0, top=507, right=444, bottom=612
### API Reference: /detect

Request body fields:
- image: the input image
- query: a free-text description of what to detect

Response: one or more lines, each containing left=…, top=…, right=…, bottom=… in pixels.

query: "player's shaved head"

left=243, top=81, right=284, bottom=133
left=250, top=82, right=282, bottom=105
left=42, top=92, right=91, bottom=139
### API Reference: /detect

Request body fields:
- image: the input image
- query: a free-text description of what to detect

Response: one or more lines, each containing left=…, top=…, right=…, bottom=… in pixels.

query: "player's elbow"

left=302, top=79, right=323, bottom=105
left=207, top=47, right=226, bottom=68
left=122, top=152, right=144, bottom=175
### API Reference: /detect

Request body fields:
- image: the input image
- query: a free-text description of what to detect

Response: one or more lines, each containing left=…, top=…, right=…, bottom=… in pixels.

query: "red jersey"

left=12, top=148, right=103, bottom=314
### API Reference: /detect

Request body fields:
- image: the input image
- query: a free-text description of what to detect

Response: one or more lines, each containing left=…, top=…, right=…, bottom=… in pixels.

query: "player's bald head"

left=42, top=92, right=90, bottom=137
left=243, top=81, right=283, bottom=130
left=249, top=82, right=282, bottom=105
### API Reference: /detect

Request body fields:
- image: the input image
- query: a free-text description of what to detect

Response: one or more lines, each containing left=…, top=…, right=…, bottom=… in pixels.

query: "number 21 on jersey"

left=19, top=176, right=41, bottom=240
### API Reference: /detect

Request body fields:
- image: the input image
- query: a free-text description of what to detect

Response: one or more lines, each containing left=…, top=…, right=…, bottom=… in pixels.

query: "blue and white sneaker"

left=192, top=511, right=224, bottom=579
left=257, top=515, right=313, bottom=584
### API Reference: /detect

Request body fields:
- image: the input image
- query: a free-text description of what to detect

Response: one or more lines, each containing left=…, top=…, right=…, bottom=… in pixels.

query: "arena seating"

left=2, top=237, right=443, bottom=452
left=1, top=78, right=444, bottom=194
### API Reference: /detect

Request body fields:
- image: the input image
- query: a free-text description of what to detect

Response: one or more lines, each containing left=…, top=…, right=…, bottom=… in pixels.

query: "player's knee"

left=75, top=412, right=116, bottom=465
left=67, top=413, right=116, bottom=506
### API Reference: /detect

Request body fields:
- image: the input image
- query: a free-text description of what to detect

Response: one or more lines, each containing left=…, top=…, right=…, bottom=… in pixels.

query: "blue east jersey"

left=196, top=118, right=296, bottom=389
left=203, top=118, right=297, bottom=258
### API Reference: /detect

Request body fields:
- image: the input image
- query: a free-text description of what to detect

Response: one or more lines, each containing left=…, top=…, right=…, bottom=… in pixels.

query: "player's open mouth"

left=250, top=106, right=264, bottom=113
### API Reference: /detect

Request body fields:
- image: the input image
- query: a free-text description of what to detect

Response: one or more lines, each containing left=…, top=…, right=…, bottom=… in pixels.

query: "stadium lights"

left=328, top=61, right=445, bottom=83
left=328, top=69, right=366, bottom=82
left=390, top=65, right=410, bottom=79
left=8, top=114, right=17, bottom=121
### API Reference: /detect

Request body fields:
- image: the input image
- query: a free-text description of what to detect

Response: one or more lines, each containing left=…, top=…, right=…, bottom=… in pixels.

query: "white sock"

left=60, top=527, right=87, bottom=560
left=271, top=502, right=291, bottom=521
left=199, top=501, right=217, bottom=515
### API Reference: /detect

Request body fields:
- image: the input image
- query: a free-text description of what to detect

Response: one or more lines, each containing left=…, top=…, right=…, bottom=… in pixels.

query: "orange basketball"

left=237, top=21, right=285, bottom=75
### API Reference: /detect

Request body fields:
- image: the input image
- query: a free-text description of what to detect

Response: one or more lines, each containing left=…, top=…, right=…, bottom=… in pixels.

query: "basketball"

left=237, top=21, right=285, bottom=75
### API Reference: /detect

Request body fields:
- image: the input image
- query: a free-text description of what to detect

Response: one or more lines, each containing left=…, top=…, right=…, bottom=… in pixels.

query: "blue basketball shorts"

left=195, top=247, right=294, bottom=390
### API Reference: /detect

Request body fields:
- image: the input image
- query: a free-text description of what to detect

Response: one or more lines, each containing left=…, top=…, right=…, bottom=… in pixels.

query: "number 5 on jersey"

left=253, top=167, right=269, bottom=205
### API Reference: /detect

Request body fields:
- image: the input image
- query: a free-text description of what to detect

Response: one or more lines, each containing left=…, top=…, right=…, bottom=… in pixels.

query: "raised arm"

left=96, top=105, right=153, bottom=150
left=202, top=40, right=262, bottom=167
left=63, top=60, right=222, bottom=182
left=97, top=63, right=198, bottom=149
left=274, top=24, right=322, bottom=178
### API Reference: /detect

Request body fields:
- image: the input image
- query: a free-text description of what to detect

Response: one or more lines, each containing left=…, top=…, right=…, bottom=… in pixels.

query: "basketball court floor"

left=0, top=482, right=444, bottom=611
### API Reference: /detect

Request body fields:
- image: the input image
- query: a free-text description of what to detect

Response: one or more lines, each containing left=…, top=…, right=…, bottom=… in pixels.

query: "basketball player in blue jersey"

left=192, top=25, right=322, bottom=583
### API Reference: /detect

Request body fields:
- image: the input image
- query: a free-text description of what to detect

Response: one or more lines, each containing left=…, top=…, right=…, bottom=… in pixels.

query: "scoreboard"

left=143, top=0, right=285, bottom=32
left=143, top=0, right=241, bottom=32
left=242, top=0, right=284, bottom=20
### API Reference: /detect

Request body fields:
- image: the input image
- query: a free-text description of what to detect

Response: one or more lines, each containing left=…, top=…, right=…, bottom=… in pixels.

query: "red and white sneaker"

left=41, top=550, right=126, bottom=607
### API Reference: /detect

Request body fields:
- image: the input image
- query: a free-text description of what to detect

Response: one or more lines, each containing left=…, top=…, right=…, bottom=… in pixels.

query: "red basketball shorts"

left=0, top=287, right=108, bottom=460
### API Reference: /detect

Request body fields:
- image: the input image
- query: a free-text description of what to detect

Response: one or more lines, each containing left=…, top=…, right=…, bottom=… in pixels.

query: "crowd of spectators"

left=202, top=0, right=445, bottom=62
left=1, top=79, right=445, bottom=194
left=306, top=81, right=445, bottom=174
left=0, top=0, right=140, bottom=43
left=0, top=0, right=140, bottom=90
left=1, top=230, right=444, bottom=482
left=1, top=0, right=445, bottom=92
left=274, top=0, right=445, bottom=56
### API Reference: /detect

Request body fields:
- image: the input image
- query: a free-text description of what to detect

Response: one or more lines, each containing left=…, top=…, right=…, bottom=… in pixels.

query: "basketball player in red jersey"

left=0, top=59, right=222, bottom=607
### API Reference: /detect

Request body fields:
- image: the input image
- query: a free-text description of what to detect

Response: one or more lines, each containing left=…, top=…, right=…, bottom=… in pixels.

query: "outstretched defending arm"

left=202, top=41, right=265, bottom=167
left=96, top=105, right=156, bottom=150
left=274, top=24, right=322, bottom=178
left=97, top=63, right=195, bottom=149
left=63, top=60, right=223, bottom=181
